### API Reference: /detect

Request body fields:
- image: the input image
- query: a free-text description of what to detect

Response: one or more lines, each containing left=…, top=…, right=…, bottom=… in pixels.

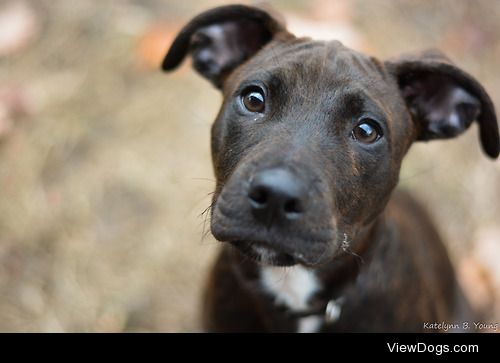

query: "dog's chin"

left=230, top=241, right=299, bottom=267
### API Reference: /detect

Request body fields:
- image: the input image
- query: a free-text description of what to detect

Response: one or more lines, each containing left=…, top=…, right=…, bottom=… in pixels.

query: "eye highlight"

left=241, top=86, right=265, bottom=113
left=351, top=119, right=383, bottom=144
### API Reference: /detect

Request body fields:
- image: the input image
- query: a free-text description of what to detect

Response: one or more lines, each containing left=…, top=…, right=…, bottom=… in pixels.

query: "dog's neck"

left=261, top=218, right=386, bottom=332
left=230, top=216, right=386, bottom=331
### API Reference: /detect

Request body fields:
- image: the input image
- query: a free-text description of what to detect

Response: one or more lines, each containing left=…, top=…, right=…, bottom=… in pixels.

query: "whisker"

left=399, top=166, right=436, bottom=182
left=199, top=202, right=213, bottom=218
left=191, top=177, right=217, bottom=183
left=200, top=199, right=217, bottom=244
left=341, top=233, right=365, bottom=266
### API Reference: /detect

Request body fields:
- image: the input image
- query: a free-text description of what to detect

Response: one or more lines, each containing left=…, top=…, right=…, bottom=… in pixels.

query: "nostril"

left=249, top=186, right=268, bottom=208
left=248, top=168, right=306, bottom=224
left=284, top=198, right=302, bottom=218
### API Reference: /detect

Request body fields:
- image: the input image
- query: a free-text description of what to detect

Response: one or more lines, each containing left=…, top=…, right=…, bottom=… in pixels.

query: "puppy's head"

left=163, top=5, right=499, bottom=266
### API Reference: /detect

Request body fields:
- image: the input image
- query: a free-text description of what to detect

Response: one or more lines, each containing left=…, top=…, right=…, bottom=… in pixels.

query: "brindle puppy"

left=162, top=4, right=499, bottom=332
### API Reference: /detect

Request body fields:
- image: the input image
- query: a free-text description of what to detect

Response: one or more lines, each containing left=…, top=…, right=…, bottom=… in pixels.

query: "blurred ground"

left=0, top=0, right=499, bottom=332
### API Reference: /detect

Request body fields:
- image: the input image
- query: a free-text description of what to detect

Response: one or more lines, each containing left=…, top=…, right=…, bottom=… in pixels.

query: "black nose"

left=248, top=168, right=305, bottom=226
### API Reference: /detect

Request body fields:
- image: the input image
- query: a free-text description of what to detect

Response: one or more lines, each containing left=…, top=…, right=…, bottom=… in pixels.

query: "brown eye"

left=242, top=87, right=265, bottom=113
left=352, top=119, right=382, bottom=144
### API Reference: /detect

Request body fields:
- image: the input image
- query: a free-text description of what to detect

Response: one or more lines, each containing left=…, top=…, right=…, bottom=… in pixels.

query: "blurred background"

left=0, top=0, right=499, bottom=332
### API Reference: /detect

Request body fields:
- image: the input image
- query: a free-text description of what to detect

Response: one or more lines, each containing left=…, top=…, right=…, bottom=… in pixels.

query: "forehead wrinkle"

left=270, top=39, right=327, bottom=58
left=343, top=52, right=388, bottom=82
left=332, top=87, right=391, bottom=121
left=317, top=42, right=330, bottom=82
left=238, top=40, right=392, bottom=118
left=349, top=53, right=376, bottom=76
left=246, top=39, right=387, bottom=89
left=243, top=40, right=338, bottom=88
left=267, top=40, right=286, bottom=74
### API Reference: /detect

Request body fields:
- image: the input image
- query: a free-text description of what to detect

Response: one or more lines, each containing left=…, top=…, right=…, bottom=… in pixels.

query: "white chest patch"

left=261, top=265, right=320, bottom=312
left=261, top=266, right=323, bottom=333
left=297, top=316, right=323, bottom=333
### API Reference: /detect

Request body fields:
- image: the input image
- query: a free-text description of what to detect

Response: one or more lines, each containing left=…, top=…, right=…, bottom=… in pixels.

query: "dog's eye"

left=242, top=87, right=265, bottom=113
left=352, top=119, right=383, bottom=144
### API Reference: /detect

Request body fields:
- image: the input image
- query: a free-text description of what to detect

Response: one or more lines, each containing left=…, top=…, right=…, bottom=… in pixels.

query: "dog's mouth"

left=230, top=240, right=299, bottom=266
left=211, top=188, right=338, bottom=267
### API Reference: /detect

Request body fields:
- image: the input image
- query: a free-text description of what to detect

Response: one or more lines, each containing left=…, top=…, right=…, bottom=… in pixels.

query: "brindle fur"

left=162, top=4, right=499, bottom=332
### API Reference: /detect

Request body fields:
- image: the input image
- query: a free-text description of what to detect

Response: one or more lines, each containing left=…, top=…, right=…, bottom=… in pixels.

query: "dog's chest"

left=260, top=266, right=323, bottom=333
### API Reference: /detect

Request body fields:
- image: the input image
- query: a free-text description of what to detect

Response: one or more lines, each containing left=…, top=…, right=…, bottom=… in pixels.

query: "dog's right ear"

left=161, top=4, right=289, bottom=88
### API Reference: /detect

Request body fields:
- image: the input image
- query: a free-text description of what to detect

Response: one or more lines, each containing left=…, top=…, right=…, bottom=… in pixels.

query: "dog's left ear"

left=161, top=4, right=289, bottom=88
left=386, top=49, right=499, bottom=158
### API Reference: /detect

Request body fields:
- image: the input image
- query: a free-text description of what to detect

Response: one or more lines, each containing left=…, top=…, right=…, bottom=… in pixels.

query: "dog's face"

left=163, top=5, right=499, bottom=266
left=208, top=40, right=410, bottom=266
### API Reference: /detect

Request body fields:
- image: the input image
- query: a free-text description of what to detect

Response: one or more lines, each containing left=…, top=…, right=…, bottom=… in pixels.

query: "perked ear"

left=386, top=49, right=499, bottom=158
left=161, top=4, right=289, bottom=88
